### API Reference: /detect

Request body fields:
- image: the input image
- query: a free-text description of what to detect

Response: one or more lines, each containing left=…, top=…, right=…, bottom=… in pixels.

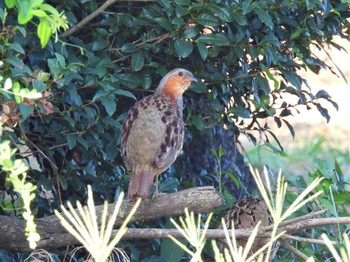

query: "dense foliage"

left=0, top=0, right=350, bottom=260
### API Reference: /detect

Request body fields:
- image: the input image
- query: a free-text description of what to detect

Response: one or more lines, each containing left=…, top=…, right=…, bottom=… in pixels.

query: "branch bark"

left=0, top=186, right=223, bottom=251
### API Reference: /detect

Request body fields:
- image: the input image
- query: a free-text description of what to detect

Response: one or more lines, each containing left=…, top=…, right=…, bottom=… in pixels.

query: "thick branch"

left=0, top=187, right=223, bottom=251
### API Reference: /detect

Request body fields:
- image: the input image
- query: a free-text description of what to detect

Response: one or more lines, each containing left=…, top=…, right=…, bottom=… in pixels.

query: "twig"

left=278, top=209, right=328, bottom=228
left=283, top=234, right=335, bottom=246
left=18, top=123, right=62, bottom=204
left=280, top=217, right=350, bottom=234
left=280, top=239, right=309, bottom=260
left=61, top=0, right=119, bottom=38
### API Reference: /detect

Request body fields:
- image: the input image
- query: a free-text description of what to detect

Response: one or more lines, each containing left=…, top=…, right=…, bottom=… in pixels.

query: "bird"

left=218, top=197, right=279, bottom=259
left=121, top=68, right=197, bottom=200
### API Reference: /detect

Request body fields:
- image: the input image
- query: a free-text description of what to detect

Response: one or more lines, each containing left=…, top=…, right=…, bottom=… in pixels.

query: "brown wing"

left=120, top=95, right=153, bottom=171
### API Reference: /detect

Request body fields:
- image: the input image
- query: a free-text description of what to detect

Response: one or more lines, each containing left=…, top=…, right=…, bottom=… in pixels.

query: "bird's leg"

left=152, top=175, right=159, bottom=199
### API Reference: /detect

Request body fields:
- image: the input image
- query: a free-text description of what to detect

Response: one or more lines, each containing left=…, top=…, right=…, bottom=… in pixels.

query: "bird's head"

left=157, top=68, right=198, bottom=101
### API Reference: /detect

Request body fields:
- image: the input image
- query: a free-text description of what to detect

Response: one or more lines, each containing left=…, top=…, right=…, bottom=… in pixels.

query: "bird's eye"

left=178, top=71, right=183, bottom=76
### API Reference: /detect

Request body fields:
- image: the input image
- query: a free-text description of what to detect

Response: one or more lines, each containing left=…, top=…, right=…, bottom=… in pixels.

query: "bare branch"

left=280, top=240, right=309, bottom=260
left=61, top=0, right=118, bottom=38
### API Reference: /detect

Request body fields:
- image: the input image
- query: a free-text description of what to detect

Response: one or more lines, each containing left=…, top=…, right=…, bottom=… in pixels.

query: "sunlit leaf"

left=37, top=18, right=52, bottom=48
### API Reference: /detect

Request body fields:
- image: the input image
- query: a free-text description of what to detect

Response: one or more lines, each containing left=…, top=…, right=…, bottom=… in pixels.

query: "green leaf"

left=191, top=115, right=205, bottom=130
left=194, top=14, right=220, bottom=27
left=264, top=142, right=287, bottom=157
left=5, top=56, right=24, bottom=68
left=8, top=42, right=25, bottom=54
left=39, top=3, right=60, bottom=16
left=316, top=104, right=330, bottom=123
left=141, top=73, right=152, bottom=89
left=47, top=58, right=61, bottom=78
left=315, top=89, right=330, bottom=99
left=30, top=9, right=47, bottom=18
left=233, top=11, right=247, bottom=26
left=131, top=52, right=144, bottom=72
left=207, top=4, right=232, bottom=22
left=255, top=75, right=270, bottom=95
left=172, top=17, right=185, bottom=26
left=197, top=33, right=229, bottom=46
left=174, top=39, right=193, bottom=58
left=118, top=74, right=140, bottom=88
left=190, top=82, right=207, bottom=93
left=58, top=175, right=68, bottom=190
left=66, top=134, right=77, bottom=150
left=282, top=119, right=295, bottom=138
left=228, top=107, right=250, bottom=118
left=154, top=17, right=173, bottom=30
left=280, top=69, right=301, bottom=90
left=18, top=8, right=34, bottom=24
left=113, top=89, right=136, bottom=100
left=18, top=104, right=34, bottom=120
left=158, top=0, right=170, bottom=9
left=183, top=27, right=199, bottom=39
left=175, top=5, right=189, bottom=17
left=101, top=96, right=117, bottom=116
left=160, top=238, right=185, bottom=262
left=196, top=41, right=208, bottom=60
left=5, top=0, right=16, bottom=8
left=254, top=8, right=274, bottom=29
left=121, top=43, right=137, bottom=53
left=37, top=18, right=51, bottom=48
left=174, top=0, right=190, bottom=5
left=290, top=28, right=308, bottom=40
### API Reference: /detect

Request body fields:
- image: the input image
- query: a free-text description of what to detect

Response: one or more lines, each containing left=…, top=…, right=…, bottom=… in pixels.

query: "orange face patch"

left=162, top=75, right=191, bottom=102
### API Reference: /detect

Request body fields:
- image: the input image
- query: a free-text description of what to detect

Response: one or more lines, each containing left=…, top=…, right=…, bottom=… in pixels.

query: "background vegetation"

left=0, top=0, right=350, bottom=261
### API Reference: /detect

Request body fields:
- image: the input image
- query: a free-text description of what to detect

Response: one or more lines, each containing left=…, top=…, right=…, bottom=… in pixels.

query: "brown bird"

left=121, top=68, right=197, bottom=200
left=219, top=197, right=279, bottom=259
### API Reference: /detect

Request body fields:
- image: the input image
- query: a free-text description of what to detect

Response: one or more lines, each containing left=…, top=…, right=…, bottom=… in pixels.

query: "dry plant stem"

left=280, top=239, right=309, bottom=260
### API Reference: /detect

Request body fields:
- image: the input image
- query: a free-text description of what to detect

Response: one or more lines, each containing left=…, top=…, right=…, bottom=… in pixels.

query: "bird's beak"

left=188, top=75, right=198, bottom=83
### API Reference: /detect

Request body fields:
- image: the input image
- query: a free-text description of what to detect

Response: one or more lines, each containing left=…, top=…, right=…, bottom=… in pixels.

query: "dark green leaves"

left=194, top=14, right=220, bottom=27
left=131, top=52, right=144, bottom=71
left=207, top=4, right=233, bottom=22
left=196, top=41, right=208, bottom=60
left=228, top=107, right=250, bottom=118
left=197, top=33, right=229, bottom=46
left=254, top=8, right=274, bottom=29
left=175, top=39, right=193, bottom=58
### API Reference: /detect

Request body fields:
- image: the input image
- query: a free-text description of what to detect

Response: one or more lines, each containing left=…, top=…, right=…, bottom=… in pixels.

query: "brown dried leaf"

left=40, top=99, right=54, bottom=115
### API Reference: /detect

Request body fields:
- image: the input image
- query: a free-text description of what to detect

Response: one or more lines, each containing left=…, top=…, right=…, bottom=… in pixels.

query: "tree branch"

left=1, top=185, right=348, bottom=253
left=0, top=186, right=223, bottom=251
left=61, top=0, right=119, bottom=38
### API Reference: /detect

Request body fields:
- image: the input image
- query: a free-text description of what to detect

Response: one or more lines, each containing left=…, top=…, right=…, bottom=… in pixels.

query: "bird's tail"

left=128, top=170, right=155, bottom=200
